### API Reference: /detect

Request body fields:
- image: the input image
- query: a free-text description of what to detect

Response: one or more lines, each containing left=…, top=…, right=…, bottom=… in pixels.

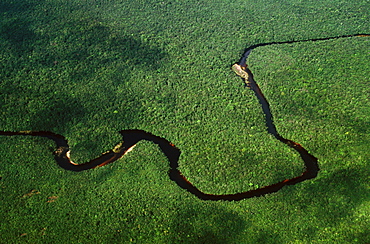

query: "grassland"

left=0, top=0, right=369, bottom=243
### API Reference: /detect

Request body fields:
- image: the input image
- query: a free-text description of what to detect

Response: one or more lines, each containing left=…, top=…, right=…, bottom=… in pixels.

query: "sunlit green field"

left=0, top=0, right=369, bottom=243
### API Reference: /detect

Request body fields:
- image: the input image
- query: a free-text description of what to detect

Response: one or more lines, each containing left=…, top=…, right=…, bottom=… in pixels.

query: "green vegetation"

left=0, top=0, right=369, bottom=243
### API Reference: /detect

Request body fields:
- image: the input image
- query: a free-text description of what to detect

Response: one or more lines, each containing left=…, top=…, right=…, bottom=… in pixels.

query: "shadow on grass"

left=0, top=6, right=169, bottom=123
left=0, top=1, right=42, bottom=79
left=0, top=1, right=37, bottom=14
left=171, top=203, right=246, bottom=243
left=1, top=0, right=168, bottom=77
left=42, top=19, right=168, bottom=72
left=0, top=0, right=39, bottom=49
left=296, top=165, right=368, bottom=227
left=1, top=3, right=170, bottom=162
left=28, top=94, right=86, bottom=132
left=0, top=17, right=36, bottom=55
